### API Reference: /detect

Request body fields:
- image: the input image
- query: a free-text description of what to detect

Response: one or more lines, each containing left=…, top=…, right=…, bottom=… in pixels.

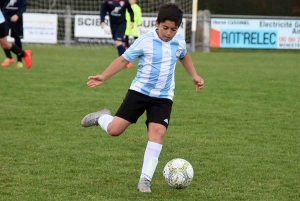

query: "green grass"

left=0, top=46, right=299, bottom=201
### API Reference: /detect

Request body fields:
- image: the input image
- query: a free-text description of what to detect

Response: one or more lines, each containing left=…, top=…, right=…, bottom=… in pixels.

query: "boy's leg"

left=138, top=123, right=166, bottom=193
left=1, top=19, right=14, bottom=66
left=113, top=22, right=133, bottom=68
left=1, top=47, right=13, bottom=66
left=3, top=49, right=12, bottom=59
left=3, top=48, right=12, bottom=59
left=0, top=28, right=32, bottom=68
left=115, top=40, right=125, bottom=56
left=138, top=98, right=172, bottom=193
left=81, top=90, right=147, bottom=136
left=12, top=29, right=24, bottom=68
left=124, top=35, right=129, bottom=49
left=0, top=21, right=13, bottom=66
left=14, top=37, right=23, bottom=62
left=11, top=18, right=24, bottom=63
left=138, top=135, right=164, bottom=193
left=100, top=116, right=131, bottom=136
left=111, top=23, right=126, bottom=56
left=11, top=19, right=32, bottom=69
left=0, top=36, right=24, bottom=62
left=81, top=108, right=131, bottom=136
left=10, top=44, right=32, bottom=69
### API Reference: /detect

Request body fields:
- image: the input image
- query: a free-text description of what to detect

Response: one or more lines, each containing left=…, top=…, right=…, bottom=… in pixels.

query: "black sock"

left=125, top=36, right=129, bottom=49
left=3, top=49, right=12, bottom=59
left=14, top=38, right=23, bottom=62
left=117, top=45, right=125, bottom=56
left=10, top=44, right=24, bottom=58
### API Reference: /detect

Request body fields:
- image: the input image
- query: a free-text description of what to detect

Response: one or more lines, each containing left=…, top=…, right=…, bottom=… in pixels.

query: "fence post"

left=195, top=10, right=211, bottom=52
left=191, top=0, right=198, bottom=52
left=64, top=5, right=72, bottom=46
left=202, top=10, right=211, bottom=52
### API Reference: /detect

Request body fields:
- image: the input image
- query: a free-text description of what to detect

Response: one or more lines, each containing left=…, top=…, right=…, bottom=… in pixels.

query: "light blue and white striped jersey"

left=0, top=11, right=5, bottom=24
left=122, top=29, right=187, bottom=100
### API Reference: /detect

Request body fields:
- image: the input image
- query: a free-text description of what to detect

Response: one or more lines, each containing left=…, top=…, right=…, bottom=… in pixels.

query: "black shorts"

left=115, top=90, right=173, bottom=129
left=0, top=22, right=6, bottom=38
left=5, top=17, right=24, bottom=38
left=110, top=21, right=126, bottom=41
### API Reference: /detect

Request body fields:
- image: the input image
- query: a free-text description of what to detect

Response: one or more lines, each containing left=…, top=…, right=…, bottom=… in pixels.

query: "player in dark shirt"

left=100, top=0, right=134, bottom=68
left=1, top=0, right=28, bottom=68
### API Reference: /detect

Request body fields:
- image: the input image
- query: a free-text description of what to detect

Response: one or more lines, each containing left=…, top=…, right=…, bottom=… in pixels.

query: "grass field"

left=0, top=46, right=299, bottom=201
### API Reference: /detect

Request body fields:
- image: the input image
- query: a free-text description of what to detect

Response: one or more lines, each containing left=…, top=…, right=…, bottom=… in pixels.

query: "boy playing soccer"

left=81, top=3, right=204, bottom=193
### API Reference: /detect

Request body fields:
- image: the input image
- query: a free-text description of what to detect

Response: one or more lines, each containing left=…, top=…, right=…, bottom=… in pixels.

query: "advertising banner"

left=211, top=18, right=300, bottom=49
left=8, top=13, right=58, bottom=44
left=74, top=15, right=186, bottom=43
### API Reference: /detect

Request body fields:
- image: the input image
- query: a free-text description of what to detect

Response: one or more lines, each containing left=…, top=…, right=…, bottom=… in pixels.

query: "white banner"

left=74, top=15, right=186, bottom=41
left=8, top=13, right=57, bottom=44
left=211, top=18, right=300, bottom=49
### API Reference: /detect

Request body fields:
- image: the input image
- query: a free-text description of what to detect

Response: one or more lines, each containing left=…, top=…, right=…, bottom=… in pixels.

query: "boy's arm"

left=16, top=0, right=27, bottom=18
left=180, top=53, right=197, bottom=77
left=87, top=56, right=130, bottom=88
left=101, top=56, right=129, bottom=80
left=180, top=53, right=204, bottom=91
left=100, top=1, right=107, bottom=23
left=126, top=1, right=134, bottom=23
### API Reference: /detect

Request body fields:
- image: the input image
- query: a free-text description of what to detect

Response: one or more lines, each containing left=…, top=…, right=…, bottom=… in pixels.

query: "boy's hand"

left=192, top=75, right=204, bottom=91
left=130, top=22, right=134, bottom=28
left=87, top=75, right=105, bottom=88
left=11, top=15, right=19, bottom=22
left=100, top=22, right=105, bottom=29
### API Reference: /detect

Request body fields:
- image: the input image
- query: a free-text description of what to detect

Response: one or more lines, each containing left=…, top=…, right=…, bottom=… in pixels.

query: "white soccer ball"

left=163, top=158, right=194, bottom=189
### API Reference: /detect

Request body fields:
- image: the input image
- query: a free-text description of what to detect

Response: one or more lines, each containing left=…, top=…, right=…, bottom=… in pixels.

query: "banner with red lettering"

left=211, top=18, right=300, bottom=49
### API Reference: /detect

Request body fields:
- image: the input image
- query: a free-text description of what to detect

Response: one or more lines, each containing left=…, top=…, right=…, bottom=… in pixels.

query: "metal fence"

left=26, top=7, right=300, bottom=51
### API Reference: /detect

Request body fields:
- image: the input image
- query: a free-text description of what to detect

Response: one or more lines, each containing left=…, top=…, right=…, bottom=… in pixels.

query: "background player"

left=100, top=0, right=134, bottom=69
left=0, top=9, right=32, bottom=69
left=124, top=0, right=142, bottom=50
left=1, top=0, right=28, bottom=68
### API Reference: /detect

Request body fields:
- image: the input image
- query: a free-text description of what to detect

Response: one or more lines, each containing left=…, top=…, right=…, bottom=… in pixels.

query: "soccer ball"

left=163, top=158, right=194, bottom=189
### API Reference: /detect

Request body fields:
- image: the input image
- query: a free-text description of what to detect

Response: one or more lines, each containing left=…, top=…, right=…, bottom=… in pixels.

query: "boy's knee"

left=153, top=127, right=165, bottom=136
left=107, top=126, right=123, bottom=136
left=115, top=40, right=123, bottom=47
left=151, top=124, right=166, bottom=134
left=1, top=41, right=11, bottom=50
left=148, top=123, right=167, bottom=142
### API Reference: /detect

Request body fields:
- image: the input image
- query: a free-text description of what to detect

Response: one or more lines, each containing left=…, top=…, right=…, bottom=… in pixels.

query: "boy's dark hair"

left=157, top=3, right=184, bottom=27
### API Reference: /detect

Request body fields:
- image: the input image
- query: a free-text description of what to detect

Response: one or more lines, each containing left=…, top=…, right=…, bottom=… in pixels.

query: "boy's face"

left=156, top=20, right=179, bottom=42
